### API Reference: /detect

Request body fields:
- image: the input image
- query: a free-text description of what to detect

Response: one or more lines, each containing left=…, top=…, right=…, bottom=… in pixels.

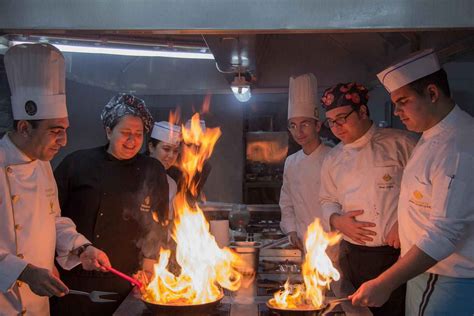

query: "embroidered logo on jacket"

left=49, top=200, right=55, bottom=215
left=413, top=190, right=423, bottom=200
left=409, top=190, right=431, bottom=210
left=140, top=196, right=151, bottom=212
left=377, top=173, right=395, bottom=189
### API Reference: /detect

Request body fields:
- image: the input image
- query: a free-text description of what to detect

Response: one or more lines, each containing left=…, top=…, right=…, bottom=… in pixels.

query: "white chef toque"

left=288, top=73, right=319, bottom=120
left=377, top=49, right=441, bottom=93
left=151, top=121, right=182, bottom=145
left=4, top=43, right=67, bottom=120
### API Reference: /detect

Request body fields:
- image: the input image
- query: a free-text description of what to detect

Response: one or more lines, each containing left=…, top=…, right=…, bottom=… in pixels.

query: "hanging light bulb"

left=230, top=72, right=251, bottom=102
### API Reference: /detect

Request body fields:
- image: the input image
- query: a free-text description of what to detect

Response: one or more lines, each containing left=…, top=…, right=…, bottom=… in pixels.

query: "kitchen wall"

left=1, top=55, right=474, bottom=204
left=54, top=80, right=245, bottom=203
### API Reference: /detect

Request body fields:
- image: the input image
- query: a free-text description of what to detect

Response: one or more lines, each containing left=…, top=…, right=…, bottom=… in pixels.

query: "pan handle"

left=103, top=265, right=143, bottom=288
left=322, top=297, right=351, bottom=315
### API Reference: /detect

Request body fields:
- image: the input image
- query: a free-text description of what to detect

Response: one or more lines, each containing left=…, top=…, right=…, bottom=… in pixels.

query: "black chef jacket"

left=50, top=145, right=169, bottom=316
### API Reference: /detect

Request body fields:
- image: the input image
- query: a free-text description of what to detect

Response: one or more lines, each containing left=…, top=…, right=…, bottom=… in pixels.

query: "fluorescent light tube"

left=10, top=41, right=214, bottom=60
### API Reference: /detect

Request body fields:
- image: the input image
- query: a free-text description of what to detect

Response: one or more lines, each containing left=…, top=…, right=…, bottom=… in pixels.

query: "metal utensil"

left=261, top=236, right=290, bottom=249
left=68, top=289, right=117, bottom=303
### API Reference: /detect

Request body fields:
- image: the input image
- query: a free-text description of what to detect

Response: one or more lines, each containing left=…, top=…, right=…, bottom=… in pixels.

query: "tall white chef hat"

left=288, top=73, right=319, bottom=120
left=151, top=121, right=182, bottom=145
left=377, top=49, right=441, bottom=93
left=4, top=43, right=68, bottom=120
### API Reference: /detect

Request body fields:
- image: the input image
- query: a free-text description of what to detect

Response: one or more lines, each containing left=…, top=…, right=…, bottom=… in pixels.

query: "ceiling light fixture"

left=9, top=40, right=214, bottom=60
left=231, top=71, right=252, bottom=102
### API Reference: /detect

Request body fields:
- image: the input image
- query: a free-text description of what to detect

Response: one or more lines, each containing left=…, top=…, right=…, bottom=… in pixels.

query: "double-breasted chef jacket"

left=399, top=105, right=474, bottom=278
left=320, top=124, right=417, bottom=246
left=280, top=144, right=332, bottom=240
left=0, top=134, right=90, bottom=316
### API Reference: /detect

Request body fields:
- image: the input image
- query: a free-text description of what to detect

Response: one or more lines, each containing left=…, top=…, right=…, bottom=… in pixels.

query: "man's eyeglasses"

left=324, top=110, right=356, bottom=128
left=287, top=121, right=313, bottom=132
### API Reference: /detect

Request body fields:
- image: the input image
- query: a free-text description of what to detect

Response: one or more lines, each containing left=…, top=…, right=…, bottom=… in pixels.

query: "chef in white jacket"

left=351, top=49, right=474, bottom=315
left=148, top=121, right=182, bottom=216
left=0, top=43, right=110, bottom=316
left=279, top=73, right=331, bottom=251
left=320, top=82, right=417, bottom=316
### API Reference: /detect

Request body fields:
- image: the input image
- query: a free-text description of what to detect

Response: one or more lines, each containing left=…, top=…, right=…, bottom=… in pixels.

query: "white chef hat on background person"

left=184, top=118, right=206, bottom=132
left=288, top=73, right=319, bottom=120
left=377, top=49, right=441, bottom=93
left=4, top=43, right=68, bottom=120
left=151, top=121, right=182, bottom=145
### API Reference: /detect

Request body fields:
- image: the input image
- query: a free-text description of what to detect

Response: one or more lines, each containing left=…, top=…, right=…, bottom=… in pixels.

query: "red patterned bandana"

left=321, top=82, right=369, bottom=112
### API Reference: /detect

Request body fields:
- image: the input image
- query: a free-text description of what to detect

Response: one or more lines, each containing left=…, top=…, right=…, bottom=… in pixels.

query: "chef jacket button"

left=6, top=166, right=13, bottom=174
left=96, top=234, right=100, bottom=239
left=17, top=253, right=24, bottom=259
left=99, top=212, right=104, bottom=216
left=15, top=224, right=22, bottom=231
left=12, top=195, right=19, bottom=203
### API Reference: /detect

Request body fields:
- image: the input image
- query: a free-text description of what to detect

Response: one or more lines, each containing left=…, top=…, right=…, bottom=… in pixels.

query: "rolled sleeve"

left=0, top=252, right=28, bottom=292
left=55, top=216, right=91, bottom=270
left=417, top=152, right=473, bottom=261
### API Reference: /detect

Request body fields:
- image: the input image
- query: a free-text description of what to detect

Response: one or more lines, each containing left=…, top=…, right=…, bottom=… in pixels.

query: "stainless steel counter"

left=113, top=265, right=371, bottom=316
left=113, top=207, right=371, bottom=316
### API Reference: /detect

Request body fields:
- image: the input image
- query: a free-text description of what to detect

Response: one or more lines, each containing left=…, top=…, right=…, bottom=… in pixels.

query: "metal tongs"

left=68, top=289, right=117, bottom=303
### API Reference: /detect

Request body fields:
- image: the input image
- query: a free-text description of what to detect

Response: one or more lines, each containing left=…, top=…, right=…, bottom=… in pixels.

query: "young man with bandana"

left=319, top=82, right=417, bottom=316
left=279, top=73, right=331, bottom=251
left=0, top=43, right=111, bottom=316
left=350, top=50, right=474, bottom=315
left=50, top=94, right=169, bottom=316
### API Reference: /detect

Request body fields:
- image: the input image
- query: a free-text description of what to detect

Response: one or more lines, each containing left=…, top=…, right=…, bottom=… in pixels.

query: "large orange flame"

left=143, top=113, right=242, bottom=305
left=269, top=219, right=341, bottom=309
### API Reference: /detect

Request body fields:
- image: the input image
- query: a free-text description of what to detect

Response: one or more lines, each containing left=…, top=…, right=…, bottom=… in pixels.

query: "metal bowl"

left=142, top=292, right=224, bottom=316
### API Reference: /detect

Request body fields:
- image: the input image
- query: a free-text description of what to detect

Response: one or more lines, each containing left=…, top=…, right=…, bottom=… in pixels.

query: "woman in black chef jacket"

left=50, top=94, right=169, bottom=316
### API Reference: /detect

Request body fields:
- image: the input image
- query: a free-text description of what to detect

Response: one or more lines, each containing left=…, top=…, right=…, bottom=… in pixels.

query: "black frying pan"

left=142, top=292, right=224, bottom=316
left=266, top=297, right=350, bottom=316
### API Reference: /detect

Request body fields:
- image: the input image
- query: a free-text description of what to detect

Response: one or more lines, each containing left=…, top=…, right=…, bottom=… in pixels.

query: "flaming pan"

left=266, top=297, right=349, bottom=316
left=142, top=292, right=224, bottom=316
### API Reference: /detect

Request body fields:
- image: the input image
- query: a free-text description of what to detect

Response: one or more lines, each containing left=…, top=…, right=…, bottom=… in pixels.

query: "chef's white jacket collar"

left=422, top=105, right=461, bottom=140
left=303, top=142, right=327, bottom=157
left=2, top=133, right=33, bottom=164
left=343, top=121, right=376, bottom=150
